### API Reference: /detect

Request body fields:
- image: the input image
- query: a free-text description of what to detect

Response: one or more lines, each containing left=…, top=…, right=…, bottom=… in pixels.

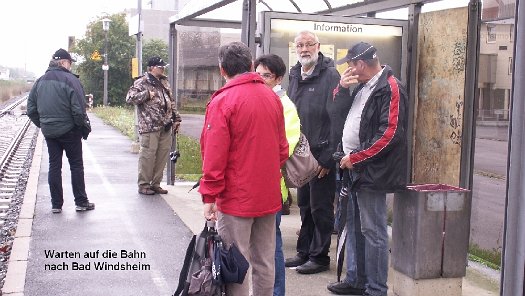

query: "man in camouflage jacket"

left=126, top=56, right=181, bottom=195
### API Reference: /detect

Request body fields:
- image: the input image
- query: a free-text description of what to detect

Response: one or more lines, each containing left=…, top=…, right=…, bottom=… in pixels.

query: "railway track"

left=0, top=95, right=39, bottom=285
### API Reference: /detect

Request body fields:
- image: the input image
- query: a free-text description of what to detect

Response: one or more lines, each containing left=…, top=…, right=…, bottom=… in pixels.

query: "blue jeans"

left=274, top=210, right=285, bottom=296
left=45, top=128, right=89, bottom=208
left=345, top=176, right=388, bottom=296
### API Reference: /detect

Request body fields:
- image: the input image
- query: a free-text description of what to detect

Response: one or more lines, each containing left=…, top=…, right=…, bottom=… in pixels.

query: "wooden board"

left=412, top=7, right=469, bottom=185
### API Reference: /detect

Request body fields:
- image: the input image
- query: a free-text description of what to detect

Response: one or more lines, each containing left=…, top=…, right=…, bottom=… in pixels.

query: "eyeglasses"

left=295, top=42, right=318, bottom=49
left=156, top=66, right=165, bottom=69
left=257, top=73, right=275, bottom=79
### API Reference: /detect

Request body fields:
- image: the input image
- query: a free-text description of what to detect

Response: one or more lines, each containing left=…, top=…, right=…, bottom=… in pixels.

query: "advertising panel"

left=259, top=12, right=408, bottom=88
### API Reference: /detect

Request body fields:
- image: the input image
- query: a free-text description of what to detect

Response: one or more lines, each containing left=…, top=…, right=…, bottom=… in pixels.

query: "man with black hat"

left=27, top=48, right=95, bottom=213
left=126, top=56, right=181, bottom=195
left=326, top=42, right=408, bottom=296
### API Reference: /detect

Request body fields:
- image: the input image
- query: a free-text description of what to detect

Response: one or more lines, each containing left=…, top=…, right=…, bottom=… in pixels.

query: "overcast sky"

left=0, top=0, right=469, bottom=76
left=0, top=0, right=137, bottom=75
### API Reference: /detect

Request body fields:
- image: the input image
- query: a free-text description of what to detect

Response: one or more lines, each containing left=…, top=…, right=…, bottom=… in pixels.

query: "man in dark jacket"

left=327, top=42, right=408, bottom=296
left=27, top=48, right=94, bottom=213
left=285, top=30, right=344, bottom=274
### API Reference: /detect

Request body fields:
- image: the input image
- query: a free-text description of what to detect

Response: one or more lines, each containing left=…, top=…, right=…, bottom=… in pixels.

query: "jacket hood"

left=211, top=72, right=265, bottom=99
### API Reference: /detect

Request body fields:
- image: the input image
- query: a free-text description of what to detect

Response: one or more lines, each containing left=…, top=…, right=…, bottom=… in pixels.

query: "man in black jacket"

left=327, top=42, right=408, bottom=296
left=285, top=30, right=344, bottom=274
left=27, top=48, right=94, bottom=214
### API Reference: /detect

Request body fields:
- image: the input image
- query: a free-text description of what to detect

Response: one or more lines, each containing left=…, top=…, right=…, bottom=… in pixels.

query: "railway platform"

left=2, top=114, right=499, bottom=296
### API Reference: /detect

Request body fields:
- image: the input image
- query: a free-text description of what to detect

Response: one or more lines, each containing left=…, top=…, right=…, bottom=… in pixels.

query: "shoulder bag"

left=282, top=133, right=319, bottom=188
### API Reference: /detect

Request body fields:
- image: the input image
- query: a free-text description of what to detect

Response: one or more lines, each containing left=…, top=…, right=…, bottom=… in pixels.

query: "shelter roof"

left=169, top=0, right=461, bottom=24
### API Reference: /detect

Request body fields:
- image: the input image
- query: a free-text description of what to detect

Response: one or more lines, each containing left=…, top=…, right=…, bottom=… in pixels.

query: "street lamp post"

left=101, top=18, right=111, bottom=106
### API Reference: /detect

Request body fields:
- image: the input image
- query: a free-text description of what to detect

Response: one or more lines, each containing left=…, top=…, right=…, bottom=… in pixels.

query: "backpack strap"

left=173, top=234, right=196, bottom=296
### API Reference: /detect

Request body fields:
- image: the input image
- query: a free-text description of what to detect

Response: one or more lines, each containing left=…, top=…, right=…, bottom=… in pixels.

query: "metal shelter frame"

left=165, top=1, right=525, bottom=293
left=166, top=0, right=479, bottom=188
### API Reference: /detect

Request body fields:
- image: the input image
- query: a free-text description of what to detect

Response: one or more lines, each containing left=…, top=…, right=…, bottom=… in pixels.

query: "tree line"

left=73, top=13, right=168, bottom=107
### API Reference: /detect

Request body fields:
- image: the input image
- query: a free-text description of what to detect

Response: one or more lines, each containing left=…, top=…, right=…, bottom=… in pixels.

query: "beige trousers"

left=138, top=129, right=172, bottom=188
left=217, top=212, right=276, bottom=296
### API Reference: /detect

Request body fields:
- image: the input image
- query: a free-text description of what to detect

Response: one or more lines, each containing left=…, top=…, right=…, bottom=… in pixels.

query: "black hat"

left=52, top=48, right=76, bottom=62
left=147, top=56, right=168, bottom=67
left=336, top=42, right=377, bottom=65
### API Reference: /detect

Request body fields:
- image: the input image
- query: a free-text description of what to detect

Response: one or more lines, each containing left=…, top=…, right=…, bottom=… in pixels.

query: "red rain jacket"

left=199, top=72, right=289, bottom=217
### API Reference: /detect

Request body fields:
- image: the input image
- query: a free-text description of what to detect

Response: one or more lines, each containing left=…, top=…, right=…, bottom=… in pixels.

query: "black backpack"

left=174, top=221, right=224, bottom=296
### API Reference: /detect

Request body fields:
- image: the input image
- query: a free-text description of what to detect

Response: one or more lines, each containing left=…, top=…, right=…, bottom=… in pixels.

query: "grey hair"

left=294, top=30, right=320, bottom=43
left=49, top=59, right=61, bottom=67
left=218, top=41, right=252, bottom=78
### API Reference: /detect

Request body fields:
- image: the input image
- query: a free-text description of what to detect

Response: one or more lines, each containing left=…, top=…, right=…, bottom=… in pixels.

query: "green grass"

left=468, top=243, right=501, bottom=270
left=92, top=106, right=202, bottom=176
left=93, top=106, right=135, bottom=139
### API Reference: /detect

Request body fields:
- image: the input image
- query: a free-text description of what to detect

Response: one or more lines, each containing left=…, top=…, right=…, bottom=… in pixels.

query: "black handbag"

left=174, top=221, right=223, bottom=296
left=213, top=242, right=249, bottom=284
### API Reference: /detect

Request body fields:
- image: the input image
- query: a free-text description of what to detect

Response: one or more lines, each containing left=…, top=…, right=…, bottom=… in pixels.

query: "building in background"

left=0, top=67, right=10, bottom=80
left=127, top=0, right=237, bottom=103
left=478, top=0, right=515, bottom=124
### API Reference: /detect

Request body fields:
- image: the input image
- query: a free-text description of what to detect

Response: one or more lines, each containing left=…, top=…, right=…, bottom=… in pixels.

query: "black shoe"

left=284, top=255, right=308, bottom=267
left=76, top=202, right=95, bottom=212
left=327, top=281, right=366, bottom=295
left=296, top=260, right=329, bottom=274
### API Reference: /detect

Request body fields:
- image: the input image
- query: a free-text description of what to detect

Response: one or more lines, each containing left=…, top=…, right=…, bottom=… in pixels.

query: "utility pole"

left=101, top=18, right=111, bottom=106
left=131, top=0, right=143, bottom=154
left=137, top=0, right=143, bottom=77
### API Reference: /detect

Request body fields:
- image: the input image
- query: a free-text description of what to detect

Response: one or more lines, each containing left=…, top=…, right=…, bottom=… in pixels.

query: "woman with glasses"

left=255, top=54, right=301, bottom=296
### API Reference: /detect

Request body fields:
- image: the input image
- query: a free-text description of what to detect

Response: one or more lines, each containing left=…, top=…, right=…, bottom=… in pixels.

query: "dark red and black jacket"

left=333, top=65, right=408, bottom=192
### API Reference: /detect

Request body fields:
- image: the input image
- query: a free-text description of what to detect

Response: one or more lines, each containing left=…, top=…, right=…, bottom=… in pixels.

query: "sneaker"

left=151, top=186, right=168, bottom=194
left=76, top=202, right=95, bottom=212
left=51, top=208, right=62, bottom=214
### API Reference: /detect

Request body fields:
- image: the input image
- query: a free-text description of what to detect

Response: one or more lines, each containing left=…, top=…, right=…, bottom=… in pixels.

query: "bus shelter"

left=166, top=1, right=525, bottom=295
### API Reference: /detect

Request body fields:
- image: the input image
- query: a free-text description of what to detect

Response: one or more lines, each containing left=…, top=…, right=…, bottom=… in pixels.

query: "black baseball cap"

left=336, top=42, right=377, bottom=65
left=147, top=56, right=168, bottom=67
left=52, top=48, right=76, bottom=62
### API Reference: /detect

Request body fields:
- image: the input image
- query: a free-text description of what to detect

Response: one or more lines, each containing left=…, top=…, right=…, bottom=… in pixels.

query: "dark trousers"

left=45, top=128, right=88, bottom=208
left=296, top=168, right=335, bottom=266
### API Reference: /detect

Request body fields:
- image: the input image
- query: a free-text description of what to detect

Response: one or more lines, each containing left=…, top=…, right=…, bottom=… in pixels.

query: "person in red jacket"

left=199, top=42, right=289, bottom=296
